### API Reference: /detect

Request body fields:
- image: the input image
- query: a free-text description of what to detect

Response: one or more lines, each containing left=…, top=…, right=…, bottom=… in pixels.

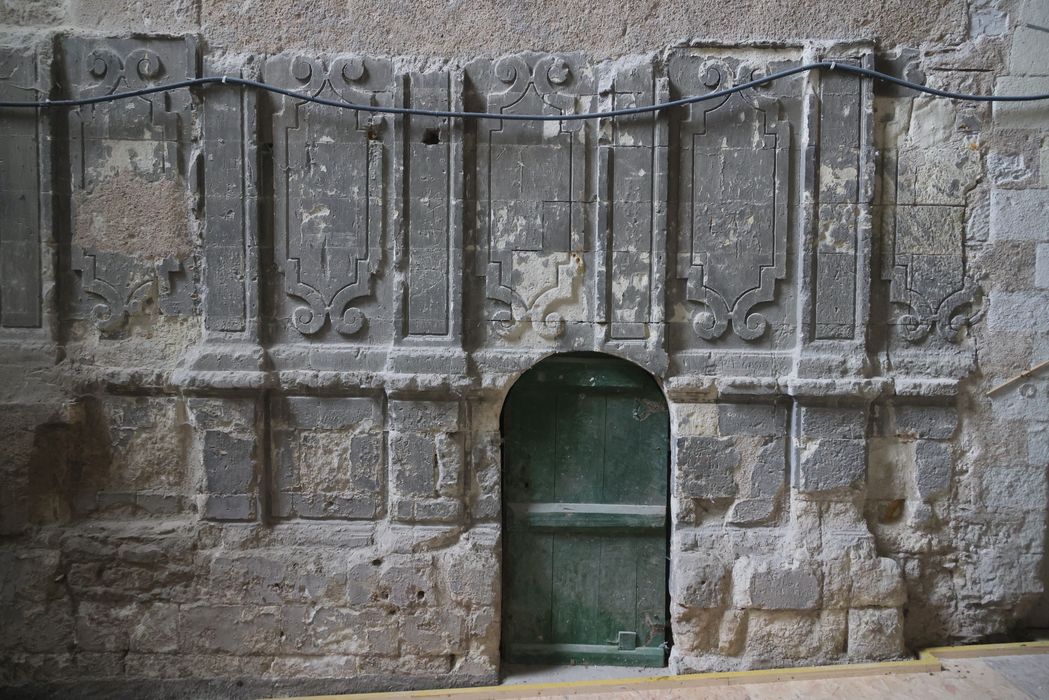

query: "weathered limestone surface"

left=1, top=0, right=1047, bottom=696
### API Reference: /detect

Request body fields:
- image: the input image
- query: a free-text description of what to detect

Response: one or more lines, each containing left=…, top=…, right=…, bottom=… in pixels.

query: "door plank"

left=551, top=534, right=604, bottom=644
left=554, top=391, right=606, bottom=503
left=503, top=530, right=554, bottom=645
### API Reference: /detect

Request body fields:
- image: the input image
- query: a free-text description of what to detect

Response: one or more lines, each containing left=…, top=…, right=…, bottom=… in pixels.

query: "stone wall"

left=0, top=0, right=1047, bottom=697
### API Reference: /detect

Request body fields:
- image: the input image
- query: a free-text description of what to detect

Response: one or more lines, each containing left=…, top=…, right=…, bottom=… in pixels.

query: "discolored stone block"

left=798, top=405, right=868, bottom=440
left=717, top=403, right=785, bottom=437
left=895, top=405, right=958, bottom=439
left=795, top=439, right=866, bottom=493
left=914, top=440, right=952, bottom=499
left=203, top=431, right=255, bottom=494
left=676, top=436, right=738, bottom=499
left=733, top=558, right=821, bottom=611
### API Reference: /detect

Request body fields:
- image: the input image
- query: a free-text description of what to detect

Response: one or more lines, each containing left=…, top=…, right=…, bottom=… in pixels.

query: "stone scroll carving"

left=265, top=55, right=392, bottom=339
left=882, top=206, right=980, bottom=343
left=60, top=37, right=197, bottom=334
left=72, top=250, right=189, bottom=332
left=470, top=54, right=592, bottom=340
left=673, top=58, right=790, bottom=342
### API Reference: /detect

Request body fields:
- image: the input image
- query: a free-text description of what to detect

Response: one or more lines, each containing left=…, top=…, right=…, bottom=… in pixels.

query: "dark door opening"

left=500, top=352, right=670, bottom=667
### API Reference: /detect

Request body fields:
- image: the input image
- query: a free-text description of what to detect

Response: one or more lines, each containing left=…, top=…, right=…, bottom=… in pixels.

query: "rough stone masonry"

left=0, top=0, right=1047, bottom=697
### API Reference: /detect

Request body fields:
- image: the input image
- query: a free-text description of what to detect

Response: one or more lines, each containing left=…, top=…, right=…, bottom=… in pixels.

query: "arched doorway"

left=500, top=352, right=670, bottom=667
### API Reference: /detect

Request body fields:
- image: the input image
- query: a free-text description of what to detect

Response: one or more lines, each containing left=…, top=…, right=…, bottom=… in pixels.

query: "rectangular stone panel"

left=59, top=36, right=198, bottom=336
left=0, top=47, right=46, bottom=329
left=189, top=398, right=259, bottom=521
left=814, top=253, right=856, bottom=339
left=388, top=398, right=464, bottom=523
left=812, top=59, right=868, bottom=341
left=269, top=396, right=385, bottom=520
left=404, top=69, right=463, bottom=340
left=667, top=50, right=798, bottom=351
left=465, top=53, right=595, bottom=344
left=202, top=54, right=258, bottom=334
left=262, top=55, right=396, bottom=345
left=596, top=63, right=668, bottom=344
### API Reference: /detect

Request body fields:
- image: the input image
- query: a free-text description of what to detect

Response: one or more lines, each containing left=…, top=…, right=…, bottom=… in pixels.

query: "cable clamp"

left=221, top=76, right=228, bottom=84
left=829, top=61, right=837, bottom=71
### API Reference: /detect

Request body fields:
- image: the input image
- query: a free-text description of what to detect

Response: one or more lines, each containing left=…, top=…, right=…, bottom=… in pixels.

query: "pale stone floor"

left=495, top=653, right=1049, bottom=699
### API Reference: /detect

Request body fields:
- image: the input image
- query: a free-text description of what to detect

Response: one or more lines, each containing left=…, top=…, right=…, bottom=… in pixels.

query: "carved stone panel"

left=270, top=396, right=385, bottom=520
left=399, top=70, right=464, bottom=344
left=883, top=205, right=979, bottom=343
left=813, top=65, right=866, bottom=341
left=263, top=55, right=394, bottom=345
left=597, top=60, right=669, bottom=353
left=466, top=53, right=595, bottom=345
left=0, top=46, right=48, bottom=331
left=59, top=37, right=198, bottom=335
left=669, top=54, right=793, bottom=347
left=880, top=87, right=981, bottom=347
left=201, top=54, right=259, bottom=337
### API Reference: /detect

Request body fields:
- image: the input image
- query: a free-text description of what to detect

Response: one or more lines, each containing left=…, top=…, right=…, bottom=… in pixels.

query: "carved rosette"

left=268, top=55, right=389, bottom=339
left=677, top=60, right=790, bottom=342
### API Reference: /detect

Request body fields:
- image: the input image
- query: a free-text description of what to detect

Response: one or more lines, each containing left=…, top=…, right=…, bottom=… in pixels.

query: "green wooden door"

left=501, top=353, right=669, bottom=667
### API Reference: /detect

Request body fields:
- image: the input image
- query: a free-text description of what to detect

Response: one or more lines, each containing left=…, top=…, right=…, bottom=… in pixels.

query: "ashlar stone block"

left=717, top=402, right=785, bottom=437
left=676, top=436, right=738, bottom=499
left=732, top=558, right=821, bottom=611
left=914, top=440, right=952, bottom=500
left=202, top=430, right=257, bottom=521
left=847, top=608, right=904, bottom=661
left=894, top=405, right=958, bottom=440
left=798, top=405, right=867, bottom=440
left=795, top=439, right=866, bottom=493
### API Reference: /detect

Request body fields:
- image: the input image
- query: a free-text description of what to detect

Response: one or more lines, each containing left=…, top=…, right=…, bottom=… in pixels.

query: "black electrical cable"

left=0, top=61, right=1046, bottom=118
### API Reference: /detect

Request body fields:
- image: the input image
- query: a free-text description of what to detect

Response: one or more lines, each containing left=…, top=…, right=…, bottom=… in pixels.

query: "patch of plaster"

left=74, top=172, right=193, bottom=260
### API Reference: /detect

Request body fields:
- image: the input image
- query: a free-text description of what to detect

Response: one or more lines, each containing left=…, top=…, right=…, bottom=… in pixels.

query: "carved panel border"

left=264, top=55, right=393, bottom=341
left=673, top=58, right=791, bottom=343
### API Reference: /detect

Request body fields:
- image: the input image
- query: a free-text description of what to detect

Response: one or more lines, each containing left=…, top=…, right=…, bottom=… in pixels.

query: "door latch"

left=612, top=631, right=637, bottom=650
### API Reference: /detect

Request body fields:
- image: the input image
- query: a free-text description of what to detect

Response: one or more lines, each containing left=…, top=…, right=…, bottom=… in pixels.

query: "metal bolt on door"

left=501, top=353, right=670, bottom=667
